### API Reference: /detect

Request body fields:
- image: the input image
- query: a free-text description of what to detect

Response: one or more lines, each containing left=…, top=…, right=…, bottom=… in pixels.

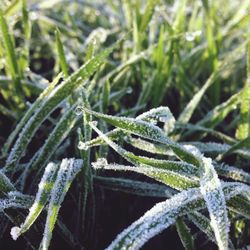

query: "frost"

left=106, top=188, right=201, bottom=250
left=10, top=227, right=21, bottom=240
left=10, top=162, right=58, bottom=239
left=41, top=158, right=82, bottom=250
left=84, top=107, right=199, bottom=166
left=200, top=156, right=229, bottom=250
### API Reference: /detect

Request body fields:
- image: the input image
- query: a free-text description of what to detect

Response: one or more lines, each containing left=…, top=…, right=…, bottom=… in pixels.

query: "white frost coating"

left=136, top=106, right=176, bottom=134
left=10, top=162, right=58, bottom=240
left=41, top=158, right=82, bottom=250
left=89, top=122, right=197, bottom=176
left=183, top=145, right=203, bottom=159
left=200, top=156, right=229, bottom=250
left=215, top=163, right=250, bottom=184
left=183, top=142, right=230, bottom=154
left=106, top=188, right=201, bottom=250
left=10, top=227, right=21, bottom=240
left=92, top=159, right=198, bottom=191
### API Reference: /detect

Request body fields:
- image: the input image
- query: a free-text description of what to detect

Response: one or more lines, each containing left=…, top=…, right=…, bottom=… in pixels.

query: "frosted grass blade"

left=40, top=159, right=82, bottom=250
left=10, top=162, right=58, bottom=240
left=5, top=40, right=118, bottom=171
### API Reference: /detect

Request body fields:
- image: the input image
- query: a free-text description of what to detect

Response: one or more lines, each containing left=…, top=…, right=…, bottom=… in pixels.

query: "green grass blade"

left=176, top=218, right=195, bottom=250
left=5, top=40, right=118, bottom=171
left=105, top=188, right=202, bottom=250
left=236, top=42, right=250, bottom=140
left=0, top=9, right=22, bottom=99
left=10, top=162, right=58, bottom=240
left=2, top=73, right=63, bottom=157
left=200, top=156, right=229, bottom=250
left=81, top=107, right=200, bottom=166
left=55, top=28, right=69, bottom=78
left=29, top=104, right=79, bottom=171
left=40, top=159, right=82, bottom=250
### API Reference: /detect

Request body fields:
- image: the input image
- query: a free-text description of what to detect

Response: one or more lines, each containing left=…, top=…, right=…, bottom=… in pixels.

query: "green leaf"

left=40, top=159, right=82, bottom=250
left=176, top=218, right=195, bottom=250
left=200, top=156, right=229, bottom=250
left=2, top=73, right=63, bottom=157
left=29, top=104, right=79, bottom=171
left=81, top=107, right=200, bottom=166
left=55, top=28, right=69, bottom=78
left=236, top=42, right=250, bottom=140
left=10, top=162, right=58, bottom=240
left=0, top=9, right=22, bottom=98
left=5, top=40, right=118, bottom=171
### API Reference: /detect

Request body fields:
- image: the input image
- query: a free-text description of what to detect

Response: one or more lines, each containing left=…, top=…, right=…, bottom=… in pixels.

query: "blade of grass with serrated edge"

left=0, top=192, right=33, bottom=212
left=199, top=155, right=229, bottom=250
left=2, top=72, right=63, bottom=157
left=92, top=159, right=198, bottom=191
left=188, top=212, right=235, bottom=249
left=5, top=40, right=119, bottom=171
left=106, top=188, right=202, bottom=250
left=0, top=171, right=15, bottom=196
left=10, top=162, right=58, bottom=240
left=88, top=123, right=197, bottom=189
left=175, top=218, right=195, bottom=250
left=105, top=182, right=250, bottom=250
left=214, top=163, right=250, bottom=185
left=40, top=158, right=82, bottom=250
left=81, top=106, right=175, bottom=148
left=80, top=107, right=200, bottom=166
left=55, top=28, right=69, bottom=78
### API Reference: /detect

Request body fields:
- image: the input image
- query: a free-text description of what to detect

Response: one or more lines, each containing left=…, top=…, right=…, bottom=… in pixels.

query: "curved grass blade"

left=106, top=188, right=202, bottom=250
left=200, top=156, right=229, bottom=250
left=92, top=159, right=198, bottom=191
left=220, top=136, right=250, bottom=159
left=5, top=40, right=118, bottom=171
left=80, top=106, right=175, bottom=149
left=29, top=103, right=79, bottom=171
left=0, top=192, right=33, bottom=212
left=81, top=108, right=200, bottom=166
left=88, top=123, right=199, bottom=190
left=40, top=158, right=82, bottom=250
left=55, top=28, right=69, bottom=78
left=10, top=162, right=58, bottom=240
left=2, top=72, right=63, bottom=157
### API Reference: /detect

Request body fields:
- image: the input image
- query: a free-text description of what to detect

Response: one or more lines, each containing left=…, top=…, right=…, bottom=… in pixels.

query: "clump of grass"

left=0, top=0, right=250, bottom=249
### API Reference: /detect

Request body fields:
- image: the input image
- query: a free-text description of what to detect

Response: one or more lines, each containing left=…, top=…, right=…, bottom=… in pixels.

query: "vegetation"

left=0, top=0, right=250, bottom=249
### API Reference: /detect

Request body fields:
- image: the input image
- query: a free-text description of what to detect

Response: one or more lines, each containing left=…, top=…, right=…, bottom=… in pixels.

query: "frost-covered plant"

left=0, top=0, right=250, bottom=249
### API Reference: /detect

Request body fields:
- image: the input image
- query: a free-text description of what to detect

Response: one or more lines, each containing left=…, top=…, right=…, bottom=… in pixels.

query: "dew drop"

left=185, top=32, right=195, bottom=42
left=126, top=87, right=132, bottom=94
left=75, top=106, right=83, bottom=115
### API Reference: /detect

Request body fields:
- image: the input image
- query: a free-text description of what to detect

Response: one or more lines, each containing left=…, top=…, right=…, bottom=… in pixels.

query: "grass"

left=0, top=0, right=250, bottom=249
